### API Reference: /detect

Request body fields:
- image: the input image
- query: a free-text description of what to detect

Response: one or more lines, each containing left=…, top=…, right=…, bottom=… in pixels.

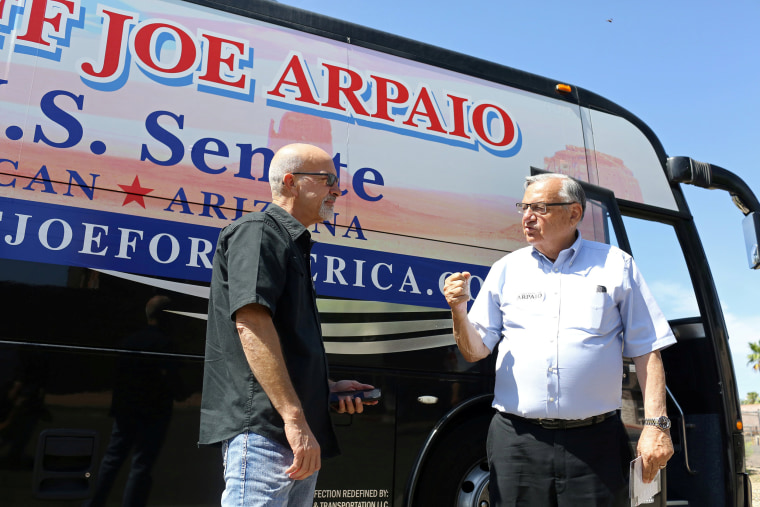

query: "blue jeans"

left=221, top=431, right=318, bottom=507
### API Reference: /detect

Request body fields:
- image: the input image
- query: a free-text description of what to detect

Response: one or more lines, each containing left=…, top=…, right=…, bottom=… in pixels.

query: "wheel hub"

left=457, top=460, right=490, bottom=507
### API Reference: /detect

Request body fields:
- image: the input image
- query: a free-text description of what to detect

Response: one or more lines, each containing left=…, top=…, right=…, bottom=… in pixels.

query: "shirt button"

left=548, top=397, right=555, bottom=402
left=553, top=268, right=559, bottom=272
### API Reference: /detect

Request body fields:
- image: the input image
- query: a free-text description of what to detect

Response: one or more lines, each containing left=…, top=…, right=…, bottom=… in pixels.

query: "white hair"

left=269, top=150, right=302, bottom=196
left=524, top=173, right=586, bottom=218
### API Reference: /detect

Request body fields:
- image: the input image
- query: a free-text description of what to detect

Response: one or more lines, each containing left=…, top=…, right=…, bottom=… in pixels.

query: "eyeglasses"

left=515, top=202, right=575, bottom=215
left=291, top=172, right=339, bottom=187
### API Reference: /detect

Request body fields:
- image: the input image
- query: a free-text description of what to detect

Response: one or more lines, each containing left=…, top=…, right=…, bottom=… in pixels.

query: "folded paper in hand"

left=629, top=456, right=661, bottom=506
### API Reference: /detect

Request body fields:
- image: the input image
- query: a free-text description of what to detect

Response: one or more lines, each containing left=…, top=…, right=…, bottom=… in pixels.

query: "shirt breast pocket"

left=564, top=286, right=613, bottom=332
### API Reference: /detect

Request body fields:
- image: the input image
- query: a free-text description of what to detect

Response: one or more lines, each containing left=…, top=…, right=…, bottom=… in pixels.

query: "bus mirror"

left=742, top=211, right=760, bottom=269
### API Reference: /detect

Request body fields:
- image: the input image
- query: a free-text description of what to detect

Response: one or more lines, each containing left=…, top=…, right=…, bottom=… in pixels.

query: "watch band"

left=643, top=416, right=671, bottom=430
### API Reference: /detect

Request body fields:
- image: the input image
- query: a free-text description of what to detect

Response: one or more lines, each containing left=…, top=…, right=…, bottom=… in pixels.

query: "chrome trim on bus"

left=324, top=334, right=455, bottom=354
left=96, top=269, right=457, bottom=354
left=95, top=269, right=209, bottom=298
left=322, top=319, right=451, bottom=337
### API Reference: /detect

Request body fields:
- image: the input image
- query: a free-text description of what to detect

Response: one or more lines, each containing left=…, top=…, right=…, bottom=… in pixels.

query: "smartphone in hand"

left=329, top=388, right=381, bottom=407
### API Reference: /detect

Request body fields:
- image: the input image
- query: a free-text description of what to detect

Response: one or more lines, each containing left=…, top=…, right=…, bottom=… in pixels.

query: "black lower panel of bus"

left=0, top=343, right=224, bottom=506
left=666, top=413, right=726, bottom=506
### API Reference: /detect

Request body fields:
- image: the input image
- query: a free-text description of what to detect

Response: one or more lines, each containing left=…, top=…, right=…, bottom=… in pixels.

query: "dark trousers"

left=86, top=415, right=170, bottom=507
left=487, top=411, right=632, bottom=507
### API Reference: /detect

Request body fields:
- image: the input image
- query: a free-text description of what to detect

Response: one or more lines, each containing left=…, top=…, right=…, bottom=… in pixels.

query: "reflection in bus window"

left=622, top=216, right=699, bottom=320
left=579, top=199, right=620, bottom=249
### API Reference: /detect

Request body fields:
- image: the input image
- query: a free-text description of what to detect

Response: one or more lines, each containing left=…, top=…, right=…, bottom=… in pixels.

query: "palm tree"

left=747, top=341, right=760, bottom=371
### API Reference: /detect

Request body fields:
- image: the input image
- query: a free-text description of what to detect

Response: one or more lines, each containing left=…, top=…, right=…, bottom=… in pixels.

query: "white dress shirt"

left=469, top=233, right=676, bottom=420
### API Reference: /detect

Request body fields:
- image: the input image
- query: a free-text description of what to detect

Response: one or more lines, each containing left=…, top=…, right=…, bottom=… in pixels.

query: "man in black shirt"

left=200, top=143, right=374, bottom=507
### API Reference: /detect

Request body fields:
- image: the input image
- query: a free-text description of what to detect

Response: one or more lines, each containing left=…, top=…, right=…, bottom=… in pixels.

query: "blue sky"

left=278, top=0, right=760, bottom=399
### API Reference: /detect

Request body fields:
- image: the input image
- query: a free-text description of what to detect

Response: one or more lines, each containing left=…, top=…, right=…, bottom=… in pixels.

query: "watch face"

left=657, top=416, right=671, bottom=430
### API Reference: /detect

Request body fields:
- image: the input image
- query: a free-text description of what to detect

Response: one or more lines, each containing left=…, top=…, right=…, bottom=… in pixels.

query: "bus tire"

left=413, top=414, right=492, bottom=507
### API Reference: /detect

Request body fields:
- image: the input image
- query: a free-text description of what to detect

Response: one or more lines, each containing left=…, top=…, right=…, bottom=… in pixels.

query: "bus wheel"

left=414, top=415, right=491, bottom=507
left=456, top=459, right=490, bottom=507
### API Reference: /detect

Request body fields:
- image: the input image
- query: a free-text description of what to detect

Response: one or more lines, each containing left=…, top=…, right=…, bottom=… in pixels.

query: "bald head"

left=269, top=143, right=340, bottom=227
left=269, top=143, right=334, bottom=197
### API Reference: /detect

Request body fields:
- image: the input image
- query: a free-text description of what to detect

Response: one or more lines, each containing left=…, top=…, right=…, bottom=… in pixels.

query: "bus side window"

left=579, top=199, right=621, bottom=248
left=621, top=216, right=699, bottom=320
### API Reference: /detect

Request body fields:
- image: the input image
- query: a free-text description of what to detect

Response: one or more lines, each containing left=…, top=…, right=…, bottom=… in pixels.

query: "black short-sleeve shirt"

left=199, top=204, right=339, bottom=457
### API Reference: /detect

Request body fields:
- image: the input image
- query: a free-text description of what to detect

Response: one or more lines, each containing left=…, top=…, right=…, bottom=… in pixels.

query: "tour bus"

left=0, top=0, right=757, bottom=505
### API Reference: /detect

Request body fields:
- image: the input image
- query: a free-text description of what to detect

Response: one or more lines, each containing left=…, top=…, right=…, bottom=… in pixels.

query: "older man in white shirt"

left=444, top=173, right=675, bottom=506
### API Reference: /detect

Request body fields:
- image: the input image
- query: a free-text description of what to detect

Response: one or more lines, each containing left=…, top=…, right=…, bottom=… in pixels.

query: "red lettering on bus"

left=79, top=7, right=138, bottom=80
left=321, top=63, right=370, bottom=116
left=266, top=52, right=320, bottom=105
left=131, top=21, right=198, bottom=75
left=0, top=0, right=12, bottom=24
left=471, top=103, right=515, bottom=148
left=370, top=75, right=410, bottom=122
left=447, top=94, right=471, bottom=139
left=402, top=86, right=446, bottom=134
left=17, top=0, right=76, bottom=48
left=197, top=31, right=248, bottom=90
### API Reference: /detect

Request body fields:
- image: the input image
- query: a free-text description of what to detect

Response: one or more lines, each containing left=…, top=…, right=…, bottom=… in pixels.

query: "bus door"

left=574, top=176, right=735, bottom=507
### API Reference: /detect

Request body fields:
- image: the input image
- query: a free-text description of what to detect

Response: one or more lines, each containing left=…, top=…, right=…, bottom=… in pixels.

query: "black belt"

left=508, top=410, right=617, bottom=430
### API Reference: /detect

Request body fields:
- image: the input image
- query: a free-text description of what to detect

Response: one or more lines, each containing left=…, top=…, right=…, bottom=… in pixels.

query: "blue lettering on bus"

left=0, top=197, right=488, bottom=308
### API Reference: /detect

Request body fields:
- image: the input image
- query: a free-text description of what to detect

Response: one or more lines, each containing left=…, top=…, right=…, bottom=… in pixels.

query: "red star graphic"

left=118, top=176, right=154, bottom=208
